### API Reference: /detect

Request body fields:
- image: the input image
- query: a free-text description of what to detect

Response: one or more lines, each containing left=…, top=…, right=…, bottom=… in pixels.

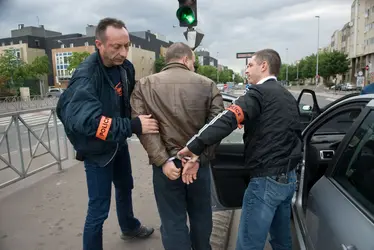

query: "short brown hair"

left=95, top=18, right=127, bottom=41
left=253, top=49, right=281, bottom=76
left=165, top=42, right=193, bottom=63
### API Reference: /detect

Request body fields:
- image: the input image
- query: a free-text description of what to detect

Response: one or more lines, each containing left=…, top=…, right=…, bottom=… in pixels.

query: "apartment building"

left=195, top=50, right=218, bottom=67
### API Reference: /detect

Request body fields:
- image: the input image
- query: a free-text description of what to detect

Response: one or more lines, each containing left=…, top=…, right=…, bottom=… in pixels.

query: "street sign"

left=236, top=52, right=254, bottom=59
left=183, top=28, right=204, bottom=50
left=357, top=76, right=365, bottom=87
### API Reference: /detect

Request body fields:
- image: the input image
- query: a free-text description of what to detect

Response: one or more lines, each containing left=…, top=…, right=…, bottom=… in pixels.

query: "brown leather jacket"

left=130, top=63, right=224, bottom=166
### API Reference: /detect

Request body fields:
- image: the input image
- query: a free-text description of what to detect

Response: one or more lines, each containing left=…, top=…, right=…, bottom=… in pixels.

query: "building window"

left=10, top=41, right=13, bottom=45
left=70, top=43, right=74, bottom=48
left=84, top=42, right=89, bottom=46
left=19, top=40, right=22, bottom=44
left=1, top=42, right=4, bottom=46
left=61, top=44, right=65, bottom=48
left=35, top=40, right=40, bottom=47
left=55, top=52, right=73, bottom=80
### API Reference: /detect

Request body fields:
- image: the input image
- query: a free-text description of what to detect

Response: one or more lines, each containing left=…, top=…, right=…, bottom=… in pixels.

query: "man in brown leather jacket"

left=130, top=42, right=224, bottom=250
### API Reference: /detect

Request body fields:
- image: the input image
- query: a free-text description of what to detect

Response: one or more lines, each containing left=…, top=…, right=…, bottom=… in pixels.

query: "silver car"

left=46, top=88, right=64, bottom=98
left=214, top=92, right=374, bottom=250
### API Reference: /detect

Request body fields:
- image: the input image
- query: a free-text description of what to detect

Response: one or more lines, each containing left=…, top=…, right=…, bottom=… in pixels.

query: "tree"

left=233, top=73, right=244, bottom=83
left=0, top=49, right=50, bottom=95
left=318, top=50, right=350, bottom=86
left=67, top=51, right=91, bottom=72
left=197, top=65, right=218, bottom=81
left=26, top=55, right=50, bottom=79
left=299, top=55, right=316, bottom=82
left=154, top=56, right=166, bottom=73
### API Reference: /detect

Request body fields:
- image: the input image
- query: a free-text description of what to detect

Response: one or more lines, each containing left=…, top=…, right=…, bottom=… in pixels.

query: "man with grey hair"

left=179, top=49, right=303, bottom=250
left=130, top=42, right=224, bottom=250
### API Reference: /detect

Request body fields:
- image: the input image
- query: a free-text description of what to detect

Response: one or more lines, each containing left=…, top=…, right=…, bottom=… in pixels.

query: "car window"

left=314, top=106, right=364, bottom=135
left=221, top=99, right=244, bottom=143
left=332, top=110, right=374, bottom=215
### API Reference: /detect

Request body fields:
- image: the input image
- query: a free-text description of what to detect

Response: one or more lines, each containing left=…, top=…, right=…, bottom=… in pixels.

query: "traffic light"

left=177, top=0, right=197, bottom=27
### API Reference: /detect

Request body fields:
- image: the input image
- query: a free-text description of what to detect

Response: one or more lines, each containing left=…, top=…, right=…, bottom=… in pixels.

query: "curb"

left=210, top=210, right=234, bottom=249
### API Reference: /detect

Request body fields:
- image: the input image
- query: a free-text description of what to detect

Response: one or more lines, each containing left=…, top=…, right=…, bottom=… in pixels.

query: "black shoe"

left=120, top=225, right=154, bottom=240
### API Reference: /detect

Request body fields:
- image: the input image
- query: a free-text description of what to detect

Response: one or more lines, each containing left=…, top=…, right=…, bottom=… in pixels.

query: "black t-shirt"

left=105, top=66, right=121, bottom=88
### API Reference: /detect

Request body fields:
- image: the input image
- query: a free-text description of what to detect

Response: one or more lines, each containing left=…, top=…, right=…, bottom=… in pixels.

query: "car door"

left=210, top=93, right=246, bottom=211
left=296, top=89, right=359, bottom=130
left=292, top=98, right=374, bottom=250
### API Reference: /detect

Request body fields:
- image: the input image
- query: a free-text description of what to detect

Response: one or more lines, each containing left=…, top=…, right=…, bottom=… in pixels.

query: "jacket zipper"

left=103, top=142, right=119, bottom=167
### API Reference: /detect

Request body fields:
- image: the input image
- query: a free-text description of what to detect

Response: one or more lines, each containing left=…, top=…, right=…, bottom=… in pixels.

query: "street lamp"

left=216, top=52, right=219, bottom=83
left=286, top=48, right=289, bottom=84
left=315, top=15, right=320, bottom=86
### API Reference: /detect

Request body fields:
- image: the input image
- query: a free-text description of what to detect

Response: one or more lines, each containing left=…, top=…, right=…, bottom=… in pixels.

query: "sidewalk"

left=0, top=142, right=231, bottom=250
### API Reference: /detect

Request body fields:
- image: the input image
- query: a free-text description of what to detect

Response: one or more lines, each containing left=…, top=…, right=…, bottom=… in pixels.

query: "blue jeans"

left=83, top=144, right=140, bottom=250
left=236, top=169, right=297, bottom=250
left=152, top=160, right=212, bottom=250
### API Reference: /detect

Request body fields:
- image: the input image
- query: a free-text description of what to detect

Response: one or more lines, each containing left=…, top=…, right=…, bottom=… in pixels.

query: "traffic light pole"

left=183, top=27, right=204, bottom=50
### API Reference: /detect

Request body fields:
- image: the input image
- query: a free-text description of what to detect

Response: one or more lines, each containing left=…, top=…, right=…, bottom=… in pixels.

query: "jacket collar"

left=161, top=62, right=190, bottom=72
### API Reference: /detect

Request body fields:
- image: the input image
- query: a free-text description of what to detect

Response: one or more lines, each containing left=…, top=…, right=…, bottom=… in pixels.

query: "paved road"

left=0, top=111, right=65, bottom=154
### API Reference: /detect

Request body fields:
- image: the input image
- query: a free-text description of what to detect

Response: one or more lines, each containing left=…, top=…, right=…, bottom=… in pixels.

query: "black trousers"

left=152, top=160, right=212, bottom=250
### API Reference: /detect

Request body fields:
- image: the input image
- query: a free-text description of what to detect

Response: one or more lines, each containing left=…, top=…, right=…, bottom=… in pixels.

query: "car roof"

left=325, top=94, right=374, bottom=113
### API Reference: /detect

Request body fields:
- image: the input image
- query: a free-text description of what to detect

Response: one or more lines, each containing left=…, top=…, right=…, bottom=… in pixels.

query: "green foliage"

left=278, top=50, right=350, bottom=86
left=67, top=51, right=91, bottom=72
left=154, top=56, right=166, bottom=73
left=0, top=49, right=50, bottom=94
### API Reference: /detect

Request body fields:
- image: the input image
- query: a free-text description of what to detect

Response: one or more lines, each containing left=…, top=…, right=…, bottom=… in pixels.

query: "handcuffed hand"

left=177, top=147, right=200, bottom=185
left=162, top=160, right=181, bottom=180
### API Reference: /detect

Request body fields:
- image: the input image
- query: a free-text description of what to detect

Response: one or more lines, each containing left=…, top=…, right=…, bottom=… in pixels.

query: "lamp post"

left=216, top=52, right=219, bottom=83
left=315, top=15, right=320, bottom=87
left=286, top=48, right=289, bottom=84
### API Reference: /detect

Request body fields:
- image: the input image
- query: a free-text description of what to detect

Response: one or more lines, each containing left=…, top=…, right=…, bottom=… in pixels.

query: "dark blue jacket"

left=56, top=52, right=140, bottom=167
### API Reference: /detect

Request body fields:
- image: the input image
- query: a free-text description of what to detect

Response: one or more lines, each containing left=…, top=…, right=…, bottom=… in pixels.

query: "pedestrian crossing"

left=0, top=113, right=62, bottom=128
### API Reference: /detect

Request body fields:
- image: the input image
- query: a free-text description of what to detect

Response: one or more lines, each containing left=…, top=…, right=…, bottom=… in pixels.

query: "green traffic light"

left=177, top=6, right=196, bottom=24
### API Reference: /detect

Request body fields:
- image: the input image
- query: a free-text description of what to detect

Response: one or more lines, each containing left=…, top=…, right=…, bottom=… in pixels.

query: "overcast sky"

left=0, top=0, right=353, bottom=73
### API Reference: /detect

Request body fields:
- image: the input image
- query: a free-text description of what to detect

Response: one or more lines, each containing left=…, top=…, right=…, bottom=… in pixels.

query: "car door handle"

left=341, top=244, right=357, bottom=250
left=320, top=150, right=335, bottom=160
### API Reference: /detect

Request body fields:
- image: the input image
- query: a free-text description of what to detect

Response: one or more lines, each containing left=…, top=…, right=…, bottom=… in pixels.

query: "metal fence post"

left=14, top=115, right=26, bottom=177
left=52, top=110, right=62, bottom=171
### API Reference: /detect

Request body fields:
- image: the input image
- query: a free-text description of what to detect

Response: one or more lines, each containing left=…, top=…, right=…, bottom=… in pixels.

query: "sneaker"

left=120, top=225, right=154, bottom=240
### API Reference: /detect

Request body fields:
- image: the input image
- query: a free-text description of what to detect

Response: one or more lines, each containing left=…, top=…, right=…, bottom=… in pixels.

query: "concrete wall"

left=127, top=46, right=156, bottom=80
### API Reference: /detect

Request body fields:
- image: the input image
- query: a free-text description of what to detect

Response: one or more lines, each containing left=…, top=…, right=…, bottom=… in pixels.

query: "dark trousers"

left=83, top=144, right=140, bottom=250
left=153, top=161, right=212, bottom=250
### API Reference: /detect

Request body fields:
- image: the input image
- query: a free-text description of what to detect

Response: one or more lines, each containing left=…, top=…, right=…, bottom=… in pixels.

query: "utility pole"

left=216, top=52, right=219, bottom=83
left=286, top=48, right=289, bottom=84
left=315, top=15, right=320, bottom=87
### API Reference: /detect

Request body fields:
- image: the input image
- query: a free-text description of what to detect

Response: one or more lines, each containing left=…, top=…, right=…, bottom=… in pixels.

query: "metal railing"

left=0, top=95, right=59, bottom=112
left=0, top=107, right=68, bottom=189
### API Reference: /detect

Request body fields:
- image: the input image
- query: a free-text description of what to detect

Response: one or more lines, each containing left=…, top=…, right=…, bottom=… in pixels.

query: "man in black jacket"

left=57, top=18, right=157, bottom=250
left=178, top=49, right=302, bottom=250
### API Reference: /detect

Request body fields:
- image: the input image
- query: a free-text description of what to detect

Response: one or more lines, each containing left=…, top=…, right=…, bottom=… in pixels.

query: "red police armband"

left=226, top=104, right=244, bottom=128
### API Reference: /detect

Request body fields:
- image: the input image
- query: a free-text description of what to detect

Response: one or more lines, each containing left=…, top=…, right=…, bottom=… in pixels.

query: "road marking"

left=0, top=113, right=62, bottom=127
left=326, top=98, right=337, bottom=102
